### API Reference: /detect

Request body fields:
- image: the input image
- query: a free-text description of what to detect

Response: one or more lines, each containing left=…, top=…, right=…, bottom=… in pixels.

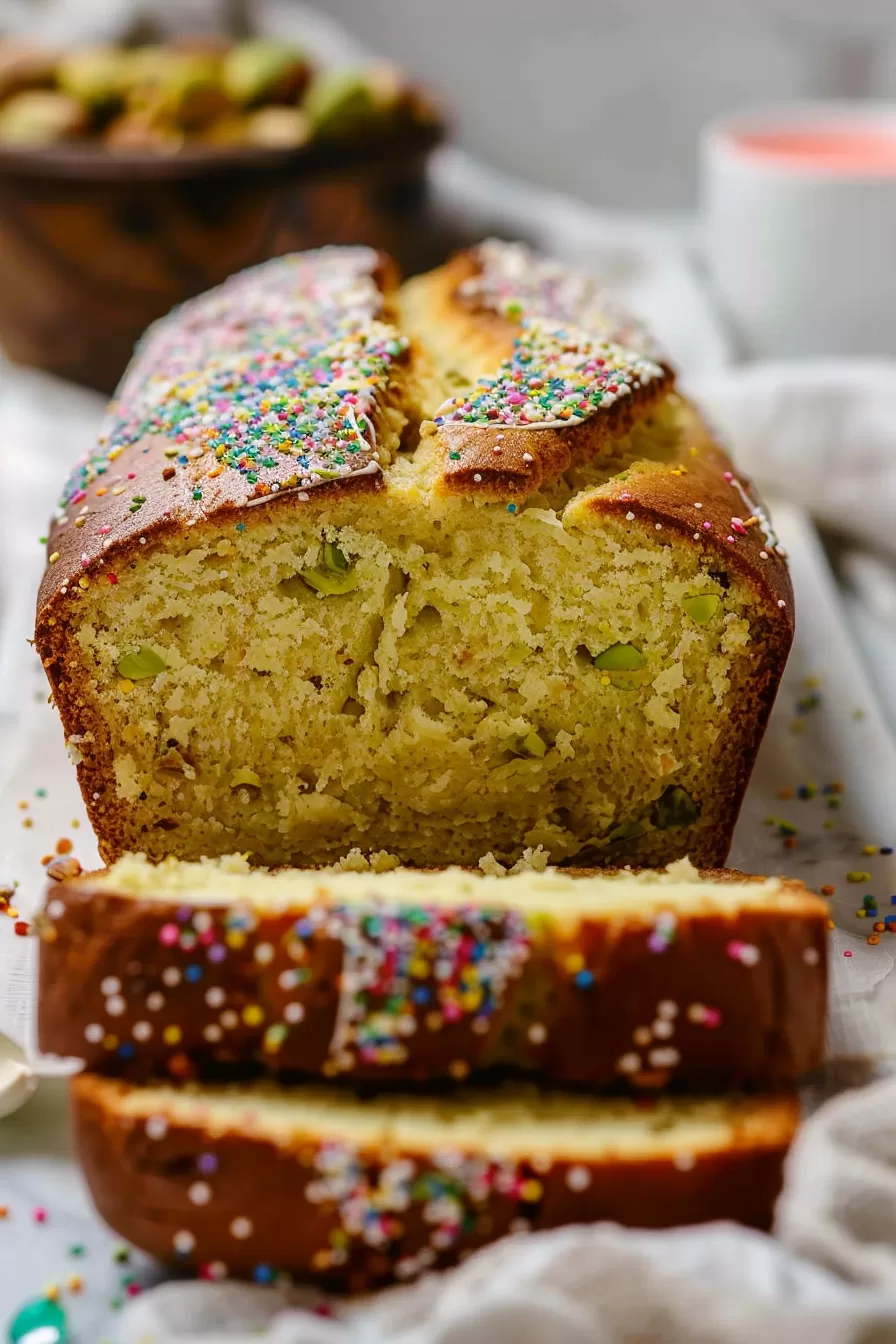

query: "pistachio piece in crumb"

left=116, top=647, right=166, bottom=679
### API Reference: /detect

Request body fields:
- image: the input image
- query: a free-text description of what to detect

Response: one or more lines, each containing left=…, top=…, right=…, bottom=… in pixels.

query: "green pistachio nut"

left=652, top=785, right=700, bottom=830
left=593, top=642, right=646, bottom=672
left=243, top=105, right=309, bottom=148
left=222, top=40, right=309, bottom=106
left=304, top=67, right=379, bottom=138
left=57, top=46, right=127, bottom=109
left=323, top=542, right=350, bottom=573
left=117, top=646, right=167, bottom=679
left=300, top=544, right=358, bottom=594
left=682, top=593, right=721, bottom=624
left=608, top=817, right=651, bottom=842
left=520, top=730, right=547, bottom=758
left=0, top=90, right=85, bottom=143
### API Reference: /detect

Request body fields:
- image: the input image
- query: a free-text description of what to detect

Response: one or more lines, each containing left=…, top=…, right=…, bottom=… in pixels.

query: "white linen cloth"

left=111, top=1077, right=896, bottom=1344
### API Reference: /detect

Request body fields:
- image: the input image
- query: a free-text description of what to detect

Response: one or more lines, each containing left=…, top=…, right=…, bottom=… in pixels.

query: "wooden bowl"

left=0, top=124, right=442, bottom=393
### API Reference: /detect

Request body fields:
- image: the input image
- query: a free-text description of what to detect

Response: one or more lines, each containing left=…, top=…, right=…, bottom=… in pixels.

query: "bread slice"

left=71, top=1073, right=799, bottom=1288
left=35, top=241, right=792, bottom=870
left=38, top=855, right=827, bottom=1087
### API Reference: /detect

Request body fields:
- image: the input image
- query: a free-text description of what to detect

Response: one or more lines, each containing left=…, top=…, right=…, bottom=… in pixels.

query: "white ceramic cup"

left=700, top=102, right=896, bottom=358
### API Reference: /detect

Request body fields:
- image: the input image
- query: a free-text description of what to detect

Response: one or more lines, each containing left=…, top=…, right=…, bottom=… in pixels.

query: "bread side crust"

left=71, top=1073, right=799, bottom=1287
left=39, top=864, right=826, bottom=1086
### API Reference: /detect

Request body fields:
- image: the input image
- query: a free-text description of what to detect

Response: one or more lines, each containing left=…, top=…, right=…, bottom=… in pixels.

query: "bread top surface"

left=37, top=240, right=791, bottom=623
left=73, top=1073, right=799, bottom=1157
left=58, top=853, right=825, bottom=922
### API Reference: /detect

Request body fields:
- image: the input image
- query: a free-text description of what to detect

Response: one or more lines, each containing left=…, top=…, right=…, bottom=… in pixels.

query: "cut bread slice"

left=39, top=855, right=827, bottom=1087
left=72, top=1073, right=799, bottom=1288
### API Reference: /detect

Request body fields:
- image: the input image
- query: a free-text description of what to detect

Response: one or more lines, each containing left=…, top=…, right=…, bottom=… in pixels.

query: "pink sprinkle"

left=731, top=518, right=747, bottom=535
left=844, top=950, right=853, bottom=958
left=159, top=923, right=179, bottom=947
left=98, top=525, right=112, bottom=536
left=126, top=1283, right=142, bottom=1297
left=724, top=471, right=734, bottom=482
left=508, top=392, right=526, bottom=404
left=702, top=521, right=712, bottom=531
left=127, top=472, right=136, bottom=480
left=702, top=1007, right=722, bottom=1028
left=32, top=1207, right=47, bottom=1224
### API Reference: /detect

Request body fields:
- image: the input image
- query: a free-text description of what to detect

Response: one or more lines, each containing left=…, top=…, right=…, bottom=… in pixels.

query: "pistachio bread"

left=35, top=241, right=793, bottom=869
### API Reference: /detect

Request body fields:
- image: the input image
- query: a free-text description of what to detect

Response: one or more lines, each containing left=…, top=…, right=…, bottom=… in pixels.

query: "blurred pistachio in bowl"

left=0, top=36, right=443, bottom=391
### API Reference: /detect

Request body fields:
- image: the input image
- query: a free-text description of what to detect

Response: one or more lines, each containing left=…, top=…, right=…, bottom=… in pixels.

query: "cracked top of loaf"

left=36, top=240, right=789, bottom=620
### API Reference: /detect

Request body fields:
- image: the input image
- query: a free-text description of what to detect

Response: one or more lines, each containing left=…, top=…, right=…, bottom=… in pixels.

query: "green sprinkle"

left=682, top=593, right=721, bottom=624
left=594, top=642, right=646, bottom=672
left=116, top=646, right=167, bottom=680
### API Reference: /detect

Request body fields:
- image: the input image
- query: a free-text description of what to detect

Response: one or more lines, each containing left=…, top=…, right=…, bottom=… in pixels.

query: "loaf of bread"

left=35, top=240, right=792, bottom=870
left=38, top=855, right=826, bottom=1088
left=71, top=1072, right=799, bottom=1288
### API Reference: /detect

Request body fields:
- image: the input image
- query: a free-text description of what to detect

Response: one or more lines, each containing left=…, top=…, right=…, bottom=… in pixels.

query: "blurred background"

left=2, top=0, right=896, bottom=208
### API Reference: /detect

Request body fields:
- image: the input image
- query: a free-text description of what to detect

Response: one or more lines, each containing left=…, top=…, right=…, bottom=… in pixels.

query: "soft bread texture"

left=35, top=241, right=792, bottom=870
left=71, top=1073, right=799, bottom=1288
left=38, top=856, right=827, bottom=1087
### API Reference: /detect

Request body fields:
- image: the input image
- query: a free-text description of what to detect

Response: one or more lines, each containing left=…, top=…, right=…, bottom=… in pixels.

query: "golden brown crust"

left=38, top=866, right=827, bottom=1088
left=71, top=1074, right=799, bottom=1287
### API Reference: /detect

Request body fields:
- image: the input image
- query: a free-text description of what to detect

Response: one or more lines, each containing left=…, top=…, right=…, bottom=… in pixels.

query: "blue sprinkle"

left=882, top=847, right=894, bottom=856
left=294, top=918, right=313, bottom=937
left=412, top=987, right=430, bottom=1005
left=507, top=503, right=517, bottom=514
left=185, top=964, right=202, bottom=983
left=118, top=1043, right=136, bottom=1059
left=574, top=970, right=594, bottom=989
left=253, top=1264, right=274, bottom=1284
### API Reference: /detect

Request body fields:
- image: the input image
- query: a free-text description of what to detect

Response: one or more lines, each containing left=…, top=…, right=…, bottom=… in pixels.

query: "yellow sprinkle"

left=242, top=1004, right=264, bottom=1027
left=862, top=845, right=878, bottom=856
left=108, top=446, right=123, bottom=460
left=48, top=552, right=60, bottom=564
left=66, top=1274, right=84, bottom=1293
left=117, top=679, right=135, bottom=694
left=520, top=1179, right=543, bottom=1201
left=103, top=1034, right=118, bottom=1050
left=163, top=1025, right=182, bottom=1045
left=111, top=486, right=125, bottom=496
left=565, top=953, right=585, bottom=973
left=226, top=931, right=246, bottom=950
left=600, top=675, right=611, bottom=686
left=43, top=1284, right=60, bottom=1302
left=74, top=517, right=86, bottom=529
left=78, top=577, right=89, bottom=589
left=855, top=909, right=867, bottom=918
left=847, top=871, right=872, bottom=883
